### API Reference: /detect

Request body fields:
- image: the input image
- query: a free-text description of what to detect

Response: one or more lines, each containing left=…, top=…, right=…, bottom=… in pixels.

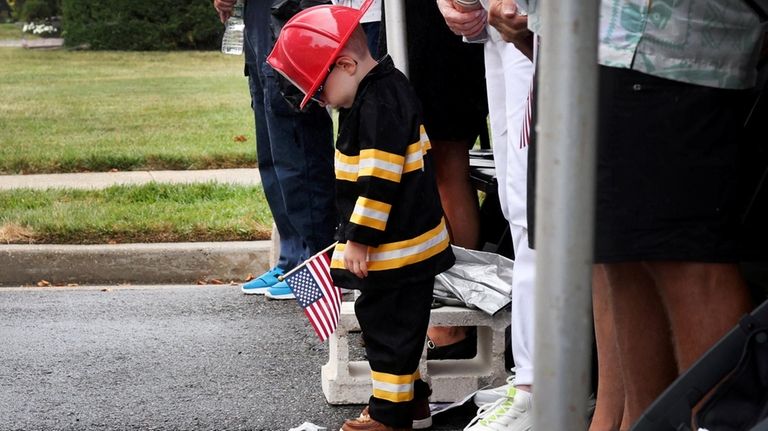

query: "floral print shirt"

left=518, top=0, right=766, bottom=89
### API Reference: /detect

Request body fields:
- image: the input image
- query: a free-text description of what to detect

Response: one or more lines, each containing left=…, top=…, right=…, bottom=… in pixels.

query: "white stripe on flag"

left=306, top=303, right=331, bottom=341
left=309, top=255, right=340, bottom=326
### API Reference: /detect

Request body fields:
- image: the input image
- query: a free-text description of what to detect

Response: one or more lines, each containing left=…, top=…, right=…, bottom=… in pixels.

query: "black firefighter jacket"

left=329, top=56, right=455, bottom=290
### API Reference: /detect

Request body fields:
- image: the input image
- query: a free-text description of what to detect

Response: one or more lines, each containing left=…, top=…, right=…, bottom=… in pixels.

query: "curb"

left=0, top=241, right=273, bottom=287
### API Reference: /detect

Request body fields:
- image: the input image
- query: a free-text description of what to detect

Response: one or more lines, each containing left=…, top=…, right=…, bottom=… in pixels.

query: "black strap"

left=744, top=0, right=768, bottom=22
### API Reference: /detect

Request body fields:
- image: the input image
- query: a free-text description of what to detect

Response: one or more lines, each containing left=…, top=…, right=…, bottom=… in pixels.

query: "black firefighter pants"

left=354, top=277, right=434, bottom=428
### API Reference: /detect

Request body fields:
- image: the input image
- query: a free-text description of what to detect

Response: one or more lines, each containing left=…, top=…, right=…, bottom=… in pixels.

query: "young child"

left=267, top=1, right=455, bottom=430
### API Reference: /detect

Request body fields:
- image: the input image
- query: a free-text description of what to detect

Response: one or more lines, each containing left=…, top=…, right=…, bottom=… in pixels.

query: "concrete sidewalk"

left=0, top=168, right=261, bottom=190
left=0, top=37, right=64, bottom=48
left=0, top=168, right=271, bottom=287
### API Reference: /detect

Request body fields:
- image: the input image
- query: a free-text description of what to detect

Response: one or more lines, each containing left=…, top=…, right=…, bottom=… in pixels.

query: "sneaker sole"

left=474, top=391, right=508, bottom=407
left=413, top=416, right=432, bottom=429
left=241, top=286, right=270, bottom=295
left=265, top=293, right=295, bottom=300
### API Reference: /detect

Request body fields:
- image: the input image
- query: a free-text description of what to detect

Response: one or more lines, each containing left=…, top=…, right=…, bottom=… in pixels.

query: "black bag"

left=695, top=311, right=768, bottom=431
left=630, top=300, right=768, bottom=431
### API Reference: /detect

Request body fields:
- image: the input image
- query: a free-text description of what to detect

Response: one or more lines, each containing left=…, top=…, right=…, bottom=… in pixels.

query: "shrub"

left=0, top=0, right=11, bottom=21
left=61, top=0, right=223, bottom=50
left=19, top=0, right=58, bottom=21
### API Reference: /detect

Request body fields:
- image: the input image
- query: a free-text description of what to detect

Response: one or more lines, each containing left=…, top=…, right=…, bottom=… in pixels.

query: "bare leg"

left=649, top=262, right=752, bottom=372
left=603, top=262, right=678, bottom=426
left=426, top=326, right=469, bottom=346
left=428, top=139, right=479, bottom=345
left=429, top=140, right=480, bottom=249
left=589, top=264, right=625, bottom=431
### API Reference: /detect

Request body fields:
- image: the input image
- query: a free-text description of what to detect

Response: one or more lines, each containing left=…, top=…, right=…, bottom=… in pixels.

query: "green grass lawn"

left=0, top=49, right=256, bottom=174
left=0, top=22, right=31, bottom=39
left=0, top=183, right=273, bottom=244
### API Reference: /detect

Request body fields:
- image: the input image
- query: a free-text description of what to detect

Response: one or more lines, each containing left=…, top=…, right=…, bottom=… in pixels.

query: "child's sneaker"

left=357, top=396, right=431, bottom=429
left=241, top=266, right=284, bottom=295
left=264, top=280, right=295, bottom=300
left=464, top=387, right=532, bottom=431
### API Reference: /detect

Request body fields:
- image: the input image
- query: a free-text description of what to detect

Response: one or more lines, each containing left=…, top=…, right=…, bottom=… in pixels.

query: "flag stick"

left=277, top=241, right=338, bottom=281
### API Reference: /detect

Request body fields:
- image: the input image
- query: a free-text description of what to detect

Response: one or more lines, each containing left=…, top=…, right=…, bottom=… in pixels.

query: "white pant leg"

left=485, top=36, right=511, bottom=221
left=509, top=225, right=536, bottom=385
left=484, top=32, right=536, bottom=385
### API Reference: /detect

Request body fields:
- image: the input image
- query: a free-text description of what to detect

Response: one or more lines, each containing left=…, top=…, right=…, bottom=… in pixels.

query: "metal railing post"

left=383, top=0, right=409, bottom=75
left=533, top=1, right=600, bottom=429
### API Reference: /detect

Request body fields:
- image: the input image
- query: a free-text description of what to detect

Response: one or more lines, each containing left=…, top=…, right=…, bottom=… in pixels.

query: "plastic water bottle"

left=221, top=0, right=245, bottom=55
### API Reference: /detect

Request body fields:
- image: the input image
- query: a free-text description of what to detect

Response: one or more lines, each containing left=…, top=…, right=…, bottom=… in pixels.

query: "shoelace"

left=485, top=376, right=516, bottom=398
left=463, top=392, right=518, bottom=431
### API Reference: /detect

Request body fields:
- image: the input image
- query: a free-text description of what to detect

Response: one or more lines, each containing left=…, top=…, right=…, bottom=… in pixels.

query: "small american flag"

left=284, top=251, right=342, bottom=342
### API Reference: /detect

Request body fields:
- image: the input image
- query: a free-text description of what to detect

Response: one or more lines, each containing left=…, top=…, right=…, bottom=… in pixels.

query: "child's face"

left=313, top=57, right=359, bottom=109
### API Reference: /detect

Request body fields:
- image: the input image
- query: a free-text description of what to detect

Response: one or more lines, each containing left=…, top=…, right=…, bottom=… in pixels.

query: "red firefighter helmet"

left=266, top=0, right=373, bottom=109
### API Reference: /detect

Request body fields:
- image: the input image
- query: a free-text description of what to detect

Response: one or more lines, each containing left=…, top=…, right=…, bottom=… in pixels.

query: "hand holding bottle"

left=214, top=0, right=238, bottom=22
left=220, top=0, right=245, bottom=55
left=435, top=0, right=487, bottom=40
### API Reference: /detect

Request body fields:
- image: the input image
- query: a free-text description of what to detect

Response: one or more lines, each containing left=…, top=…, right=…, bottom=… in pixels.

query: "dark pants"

left=355, top=278, right=434, bottom=428
left=243, top=0, right=336, bottom=269
left=362, top=21, right=381, bottom=59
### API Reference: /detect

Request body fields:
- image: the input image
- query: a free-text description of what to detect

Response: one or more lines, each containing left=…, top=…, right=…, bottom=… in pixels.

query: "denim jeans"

left=243, top=0, right=336, bottom=270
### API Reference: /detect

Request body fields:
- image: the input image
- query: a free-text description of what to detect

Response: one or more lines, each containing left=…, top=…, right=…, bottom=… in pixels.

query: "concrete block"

left=322, top=302, right=509, bottom=404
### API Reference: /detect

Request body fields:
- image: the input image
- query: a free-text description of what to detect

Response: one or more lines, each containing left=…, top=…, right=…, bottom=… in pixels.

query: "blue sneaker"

left=241, top=266, right=284, bottom=295
left=264, top=281, right=295, bottom=300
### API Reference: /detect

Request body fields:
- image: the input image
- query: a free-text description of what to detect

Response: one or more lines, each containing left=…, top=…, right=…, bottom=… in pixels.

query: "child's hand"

left=343, top=241, right=369, bottom=279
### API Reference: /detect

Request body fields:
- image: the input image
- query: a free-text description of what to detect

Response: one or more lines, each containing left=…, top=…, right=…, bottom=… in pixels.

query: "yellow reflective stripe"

left=403, top=142, right=424, bottom=173
left=372, top=388, right=414, bottom=402
left=336, top=150, right=359, bottom=165
left=370, top=370, right=419, bottom=403
left=371, top=370, right=420, bottom=384
left=350, top=197, right=391, bottom=231
left=336, top=169, right=358, bottom=182
left=359, top=149, right=404, bottom=183
left=356, top=197, right=392, bottom=214
left=331, top=243, right=344, bottom=268
left=330, top=219, right=450, bottom=271
left=349, top=215, right=386, bottom=231
left=419, top=125, right=430, bottom=151
left=335, top=150, right=359, bottom=182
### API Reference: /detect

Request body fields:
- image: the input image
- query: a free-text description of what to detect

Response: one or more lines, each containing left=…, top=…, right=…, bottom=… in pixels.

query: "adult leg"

left=426, top=140, right=479, bottom=350
left=463, top=32, right=536, bottom=431
left=246, top=66, right=302, bottom=271
left=261, top=63, right=336, bottom=267
left=244, top=0, right=334, bottom=270
left=589, top=264, right=625, bottom=431
left=602, top=262, right=678, bottom=427
left=649, top=262, right=752, bottom=372
left=508, top=226, right=535, bottom=392
left=430, top=140, right=480, bottom=250
left=482, top=30, right=536, bottom=386
left=497, top=38, right=535, bottom=392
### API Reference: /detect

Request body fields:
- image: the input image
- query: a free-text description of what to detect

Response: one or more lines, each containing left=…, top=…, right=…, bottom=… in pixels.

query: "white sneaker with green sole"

left=464, top=387, right=532, bottom=431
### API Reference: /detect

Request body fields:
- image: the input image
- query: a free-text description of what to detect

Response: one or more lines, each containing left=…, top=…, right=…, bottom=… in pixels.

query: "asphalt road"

left=0, top=285, right=475, bottom=431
